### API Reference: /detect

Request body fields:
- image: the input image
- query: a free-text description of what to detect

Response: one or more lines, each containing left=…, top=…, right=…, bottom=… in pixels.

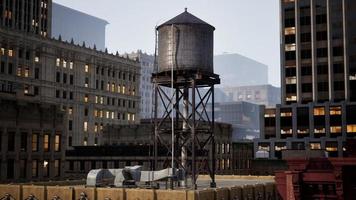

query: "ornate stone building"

left=0, top=0, right=140, bottom=182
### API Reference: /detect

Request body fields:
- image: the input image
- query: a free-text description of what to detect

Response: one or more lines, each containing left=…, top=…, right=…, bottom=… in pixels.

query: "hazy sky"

left=54, top=0, right=281, bottom=87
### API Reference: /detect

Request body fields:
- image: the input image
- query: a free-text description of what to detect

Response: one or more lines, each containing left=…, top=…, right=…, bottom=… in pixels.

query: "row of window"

left=2, top=132, right=61, bottom=152
left=1, top=46, right=40, bottom=62
left=57, top=92, right=137, bottom=107
left=6, top=159, right=60, bottom=180
left=55, top=58, right=137, bottom=82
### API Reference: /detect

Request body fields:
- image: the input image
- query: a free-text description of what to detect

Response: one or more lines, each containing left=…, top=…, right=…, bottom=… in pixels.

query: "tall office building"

left=0, top=0, right=51, bottom=37
left=214, top=53, right=268, bottom=87
left=0, top=0, right=140, bottom=148
left=52, top=3, right=108, bottom=50
left=128, top=51, right=155, bottom=119
left=255, top=0, right=356, bottom=158
left=0, top=0, right=140, bottom=183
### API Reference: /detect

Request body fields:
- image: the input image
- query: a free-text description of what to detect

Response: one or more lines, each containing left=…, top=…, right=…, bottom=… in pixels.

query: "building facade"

left=0, top=99, right=66, bottom=183
left=214, top=53, right=268, bottom=87
left=218, top=85, right=280, bottom=107
left=128, top=51, right=155, bottom=119
left=65, top=119, right=233, bottom=179
left=255, top=0, right=356, bottom=159
left=208, top=101, right=261, bottom=140
left=0, top=0, right=140, bottom=148
left=52, top=3, right=108, bottom=50
left=0, top=0, right=52, bottom=37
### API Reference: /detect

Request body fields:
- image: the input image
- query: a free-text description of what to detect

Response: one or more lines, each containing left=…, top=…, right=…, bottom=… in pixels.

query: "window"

left=69, top=120, right=73, bottom=131
left=32, top=133, right=38, bottom=152
left=24, top=67, right=29, bottom=77
left=317, top=48, right=328, bottom=58
left=333, top=63, right=344, bottom=74
left=111, top=83, right=115, bottom=92
left=316, top=14, right=327, bottom=24
left=333, top=47, right=343, bottom=57
left=55, top=135, right=61, bottom=151
left=56, top=72, right=60, bottom=82
left=301, top=66, right=312, bottom=76
left=301, top=50, right=311, bottom=59
left=63, top=73, right=67, bottom=84
left=285, top=51, right=296, bottom=60
left=63, top=91, right=67, bottom=99
left=35, top=56, right=40, bottom=63
left=69, top=62, right=73, bottom=69
left=44, top=134, right=50, bottom=152
left=284, top=27, right=296, bottom=35
left=84, top=121, right=88, bottom=132
left=56, top=90, right=60, bottom=98
left=95, top=123, right=98, bottom=133
left=35, top=68, right=39, bottom=79
left=17, top=66, right=22, bottom=76
left=330, top=126, right=342, bottom=133
left=310, top=143, right=321, bottom=150
left=63, top=60, right=67, bottom=68
left=300, top=33, right=311, bottom=43
left=20, top=160, right=27, bottom=179
left=43, top=160, right=49, bottom=177
left=317, top=64, right=328, bottom=75
left=302, top=83, right=312, bottom=93
left=334, top=81, right=344, bottom=91
left=68, top=107, right=73, bottom=115
left=85, top=77, right=89, bottom=87
left=84, top=94, right=89, bottom=103
left=85, top=64, right=89, bottom=73
left=8, top=63, right=13, bottom=74
left=314, top=107, right=325, bottom=116
left=20, top=132, right=27, bottom=151
left=8, top=49, right=13, bottom=57
left=54, top=160, right=60, bottom=177
left=32, top=160, right=38, bottom=178
left=68, top=136, right=72, bottom=147
left=316, top=31, right=327, bottom=41
left=111, top=111, right=115, bottom=119
left=7, top=132, right=15, bottom=151
left=0, top=61, right=4, bottom=73
left=330, top=106, right=342, bottom=115
left=300, top=16, right=311, bottom=26
left=69, top=92, right=73, bottom=100
left=56, top=58, right=60, bottom=67
left=106, top=111, right=110, bottom=119
left=85, top=108, right=89, bottom=116
left=70, top=75, right=74, bottom=85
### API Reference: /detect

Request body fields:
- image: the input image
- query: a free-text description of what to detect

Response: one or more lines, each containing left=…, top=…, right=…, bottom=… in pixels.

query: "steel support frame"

left=153, top=72, right=218, bottom=189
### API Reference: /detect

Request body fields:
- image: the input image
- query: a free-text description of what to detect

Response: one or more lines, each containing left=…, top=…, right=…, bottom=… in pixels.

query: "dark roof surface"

left=157, top=8, right=215, bottom=30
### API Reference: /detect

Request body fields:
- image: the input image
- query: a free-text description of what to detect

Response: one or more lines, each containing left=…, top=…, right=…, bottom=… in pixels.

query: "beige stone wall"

left=0, top=183, right=278, bottom=200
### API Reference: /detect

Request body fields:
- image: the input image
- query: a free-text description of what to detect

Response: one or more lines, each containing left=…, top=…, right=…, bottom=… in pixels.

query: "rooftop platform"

left=0, top=176, right=276, bottom=200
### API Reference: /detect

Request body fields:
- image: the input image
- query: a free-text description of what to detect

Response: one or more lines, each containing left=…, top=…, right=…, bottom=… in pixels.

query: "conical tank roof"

left=157, top=8, right=215, bottom=30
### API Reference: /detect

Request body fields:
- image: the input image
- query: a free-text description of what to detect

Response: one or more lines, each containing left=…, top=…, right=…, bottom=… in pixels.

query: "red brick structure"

left=276, top=147, right=356, bottom=199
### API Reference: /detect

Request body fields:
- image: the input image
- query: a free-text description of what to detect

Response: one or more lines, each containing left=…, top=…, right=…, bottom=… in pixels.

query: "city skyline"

left=53, top=0, right=281, bottom=87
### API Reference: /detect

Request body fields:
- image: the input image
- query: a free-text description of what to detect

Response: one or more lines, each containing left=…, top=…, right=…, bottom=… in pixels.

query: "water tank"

left=157, top=9, right=215, bottom=74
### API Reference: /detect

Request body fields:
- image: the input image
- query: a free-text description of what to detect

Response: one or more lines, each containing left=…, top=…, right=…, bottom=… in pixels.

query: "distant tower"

left=153, top=8, right=220, bottom=189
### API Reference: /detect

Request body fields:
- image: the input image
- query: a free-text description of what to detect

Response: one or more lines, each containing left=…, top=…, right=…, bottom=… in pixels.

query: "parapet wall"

left=0, top=182, right=278, bottom=200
